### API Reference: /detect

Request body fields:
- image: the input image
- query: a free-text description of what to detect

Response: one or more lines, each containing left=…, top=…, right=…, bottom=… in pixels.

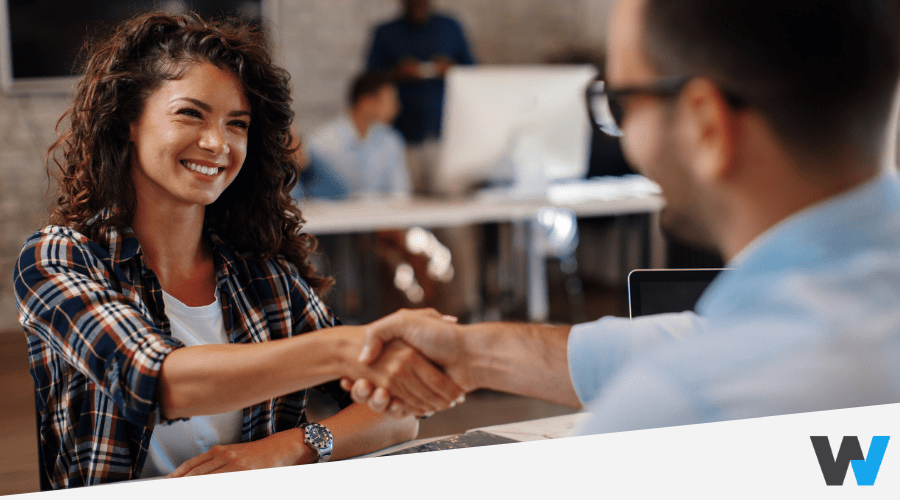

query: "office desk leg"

left=526, top=220, right=549, bottom=323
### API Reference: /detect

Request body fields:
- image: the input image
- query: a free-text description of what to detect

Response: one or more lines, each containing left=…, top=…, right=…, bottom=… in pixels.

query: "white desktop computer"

left=434, top=65, right=597, bottom=197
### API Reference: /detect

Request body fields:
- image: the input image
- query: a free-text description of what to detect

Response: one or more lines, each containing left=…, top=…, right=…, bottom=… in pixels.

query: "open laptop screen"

left=627, top=269, right=726, bottom=318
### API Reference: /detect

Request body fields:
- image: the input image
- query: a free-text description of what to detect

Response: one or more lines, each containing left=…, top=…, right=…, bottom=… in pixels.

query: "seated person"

left=14, top=12, right=461, bottom=489
left=304, top=71, right=411, bottom=199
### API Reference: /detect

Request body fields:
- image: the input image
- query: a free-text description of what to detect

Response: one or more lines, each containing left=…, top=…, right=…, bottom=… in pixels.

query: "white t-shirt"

left=141, top=291, right=243, bottom=478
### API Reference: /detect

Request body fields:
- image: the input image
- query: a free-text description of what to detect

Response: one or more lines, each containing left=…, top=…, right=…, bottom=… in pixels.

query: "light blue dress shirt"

left=569, top=170, right=900, bottom=435
left=306, top=115, right=411, bottom=198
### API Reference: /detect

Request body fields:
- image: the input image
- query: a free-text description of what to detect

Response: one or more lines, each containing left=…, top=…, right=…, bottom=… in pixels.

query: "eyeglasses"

left=586, top=76, right=745, bottom=137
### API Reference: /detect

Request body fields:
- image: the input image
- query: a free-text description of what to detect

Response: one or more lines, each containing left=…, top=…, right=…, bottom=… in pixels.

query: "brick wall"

left=0, top=0, right=616, bottom=331
left=0, top=94, right=69, bottom=330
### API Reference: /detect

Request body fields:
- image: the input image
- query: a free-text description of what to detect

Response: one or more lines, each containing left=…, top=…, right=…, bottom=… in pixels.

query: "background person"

left=365, top=0, right=475, bottom=194
left=346, top=0, right=900, bottom=435
left=14, top=12, right=461, bottom=488
left=304, top=71, right=410, bottom=199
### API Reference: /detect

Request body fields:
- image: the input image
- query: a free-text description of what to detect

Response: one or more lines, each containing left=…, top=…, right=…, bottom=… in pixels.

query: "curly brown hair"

left=47, top=11, right=333, bottom=294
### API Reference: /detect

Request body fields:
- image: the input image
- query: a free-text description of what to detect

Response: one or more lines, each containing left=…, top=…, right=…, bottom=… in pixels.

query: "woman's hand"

left=354, top=340, right=465, bottom=417
left=342, top=309, right=474, bottom=416
left=167, top=430, right=314, bottom=478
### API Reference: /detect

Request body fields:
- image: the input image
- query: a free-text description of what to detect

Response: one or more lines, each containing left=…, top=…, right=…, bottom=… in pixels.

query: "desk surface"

left=299, top=178, right=664, bottom=235
left=360, top=412, right=587, bottom=458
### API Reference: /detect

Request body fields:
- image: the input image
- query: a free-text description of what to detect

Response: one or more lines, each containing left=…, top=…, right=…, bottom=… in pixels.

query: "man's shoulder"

left=370, top=122, right=405, bottom=144
left=308, top=116, right=352, bottom=149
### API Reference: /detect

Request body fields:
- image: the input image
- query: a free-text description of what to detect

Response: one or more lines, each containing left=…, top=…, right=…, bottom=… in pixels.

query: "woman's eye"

left=230, top=120, right=250, bottom=130
left=177, top=108, right=202, bottom=118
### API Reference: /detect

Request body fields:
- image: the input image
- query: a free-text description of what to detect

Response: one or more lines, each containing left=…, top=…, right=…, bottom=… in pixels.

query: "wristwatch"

left=300, top=422, right=333, bottom=463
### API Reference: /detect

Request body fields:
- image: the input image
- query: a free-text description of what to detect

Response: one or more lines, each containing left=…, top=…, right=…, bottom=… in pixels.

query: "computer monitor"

left=434, top=65, right=596, bottom=197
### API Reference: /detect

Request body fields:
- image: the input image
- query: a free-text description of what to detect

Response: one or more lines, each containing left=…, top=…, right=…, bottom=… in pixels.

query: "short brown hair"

left=642, top=0, right=900, bottom=166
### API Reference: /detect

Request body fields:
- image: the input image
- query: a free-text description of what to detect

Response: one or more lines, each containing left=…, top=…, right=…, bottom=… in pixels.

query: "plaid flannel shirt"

left=14, top=223, right=346, bottom=489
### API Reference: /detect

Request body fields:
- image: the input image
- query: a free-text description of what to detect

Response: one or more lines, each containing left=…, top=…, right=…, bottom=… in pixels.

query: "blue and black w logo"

left=810, top=436, right=889, bottom=486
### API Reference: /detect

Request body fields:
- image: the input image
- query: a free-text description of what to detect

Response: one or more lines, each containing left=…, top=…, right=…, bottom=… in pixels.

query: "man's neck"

left=720, top=161, right=881, bottom=262
left=350, top=110, right=372, bottom=140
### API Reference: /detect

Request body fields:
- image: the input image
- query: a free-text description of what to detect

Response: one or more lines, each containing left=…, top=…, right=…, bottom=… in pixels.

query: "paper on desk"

left=470, top=412, right=588, bottom=442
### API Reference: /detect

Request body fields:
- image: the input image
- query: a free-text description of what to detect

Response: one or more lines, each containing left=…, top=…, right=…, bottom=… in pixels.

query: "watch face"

left=306, top=424, right=332, bottom=448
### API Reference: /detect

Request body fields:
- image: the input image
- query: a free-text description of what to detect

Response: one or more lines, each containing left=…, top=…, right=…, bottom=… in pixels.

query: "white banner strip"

left=19, top=403, right=900, bottom=499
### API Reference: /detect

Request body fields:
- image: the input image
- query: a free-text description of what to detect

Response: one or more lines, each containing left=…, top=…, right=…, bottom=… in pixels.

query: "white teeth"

left=182, top=161, right=219, bottom=177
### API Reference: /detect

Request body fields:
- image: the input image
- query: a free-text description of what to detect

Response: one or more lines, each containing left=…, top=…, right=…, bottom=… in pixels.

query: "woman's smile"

left=181, top=160, right=225, bottom=177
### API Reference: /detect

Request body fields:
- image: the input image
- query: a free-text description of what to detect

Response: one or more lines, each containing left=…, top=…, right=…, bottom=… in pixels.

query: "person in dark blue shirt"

left=364, top=2, right=480, bottom=318
left=365, top=0, right=475, bottom=147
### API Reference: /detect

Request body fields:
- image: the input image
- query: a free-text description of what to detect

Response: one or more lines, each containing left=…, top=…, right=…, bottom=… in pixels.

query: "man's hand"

left=433, top=56, right=453, bottom=77
left=394, top=58, right=422, bottom=80
left=353, top=339, right=464, bottom=417
left=344, top=308, right=477, bottom=414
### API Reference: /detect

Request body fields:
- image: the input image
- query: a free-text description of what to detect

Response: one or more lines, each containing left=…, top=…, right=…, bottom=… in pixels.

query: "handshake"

left=337, top=308, right=580, bottom=417
left=339, top=308, right=472, bottom=418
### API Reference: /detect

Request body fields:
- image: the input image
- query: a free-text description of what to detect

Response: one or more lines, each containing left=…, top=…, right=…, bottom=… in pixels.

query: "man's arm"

left=461, top=321, right=580, bottom=406
left=350, top=309, right=706, bottom=415
left=355, top=309, right=582, bottom=409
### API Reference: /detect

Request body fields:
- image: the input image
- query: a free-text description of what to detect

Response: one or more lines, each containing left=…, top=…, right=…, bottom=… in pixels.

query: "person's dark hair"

left=47, top=11, right=333, bottom=294
left=348, top=71, right=395, bottom=107
left=641, top=0, right=900, bottom=166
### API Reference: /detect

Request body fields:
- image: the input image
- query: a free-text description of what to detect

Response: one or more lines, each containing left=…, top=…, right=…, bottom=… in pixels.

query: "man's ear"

left=677, top=78, right=736, bottom=184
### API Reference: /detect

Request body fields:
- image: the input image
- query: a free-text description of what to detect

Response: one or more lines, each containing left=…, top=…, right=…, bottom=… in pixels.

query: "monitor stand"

left=476, top=131, right=550, bottom=201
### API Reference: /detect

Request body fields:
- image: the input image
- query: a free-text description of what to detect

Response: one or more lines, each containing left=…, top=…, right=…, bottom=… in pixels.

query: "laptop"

left=627, top=268, right=727, bottom=318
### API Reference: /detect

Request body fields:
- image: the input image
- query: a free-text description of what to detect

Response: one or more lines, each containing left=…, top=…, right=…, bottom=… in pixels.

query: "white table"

left=359, top=412, right=588, bottom=458
left=298, top=178, right=665, bottom=321
left=299, top=193, right=663, bottom=235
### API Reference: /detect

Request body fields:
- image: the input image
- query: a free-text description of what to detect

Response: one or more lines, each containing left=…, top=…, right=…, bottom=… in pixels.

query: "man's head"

left=605, top=0, right=900, bottom=255
left=403, top=0, right=432, bottom=24
left=349, top=71, right=401, bottom=125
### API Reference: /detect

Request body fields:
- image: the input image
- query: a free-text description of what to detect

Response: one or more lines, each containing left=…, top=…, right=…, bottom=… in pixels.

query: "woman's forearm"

left=158, top=326, right=366, bottom=420
left=321, top=403, right=418, bottom=461
left=244, top=403, right=418, bottom=468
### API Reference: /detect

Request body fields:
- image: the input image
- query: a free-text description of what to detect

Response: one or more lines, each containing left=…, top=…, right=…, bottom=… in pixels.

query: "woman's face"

left=129, top=61, right=250, bottom=211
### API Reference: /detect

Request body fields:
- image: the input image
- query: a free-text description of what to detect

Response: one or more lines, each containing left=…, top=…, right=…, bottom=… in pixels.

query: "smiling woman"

left=13, top=11, right=464, bottom=489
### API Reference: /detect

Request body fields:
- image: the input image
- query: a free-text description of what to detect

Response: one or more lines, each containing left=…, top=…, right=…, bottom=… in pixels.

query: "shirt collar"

left=726, top=169, right=898, bottom=268
left=698, top=168, right=900, bottom=317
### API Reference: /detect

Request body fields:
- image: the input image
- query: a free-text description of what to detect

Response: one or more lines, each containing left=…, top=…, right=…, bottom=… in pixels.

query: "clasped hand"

left=342, top=308, right=474, bottom=417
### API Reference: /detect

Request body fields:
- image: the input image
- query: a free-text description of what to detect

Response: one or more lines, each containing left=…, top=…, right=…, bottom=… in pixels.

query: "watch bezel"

left=301, top=422, right=333, bottom=463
